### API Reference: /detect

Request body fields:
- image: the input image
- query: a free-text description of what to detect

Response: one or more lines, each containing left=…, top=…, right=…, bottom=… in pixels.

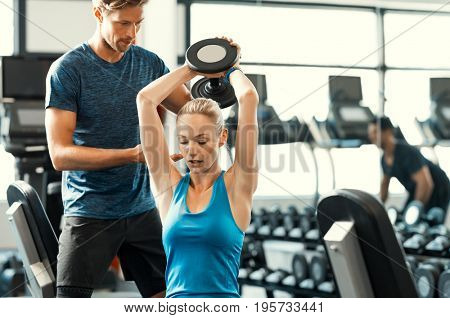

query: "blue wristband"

left=225, top=67, right=241, bottom=83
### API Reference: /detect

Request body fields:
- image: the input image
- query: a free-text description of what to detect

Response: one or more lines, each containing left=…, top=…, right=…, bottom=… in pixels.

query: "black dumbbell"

left=403, top=233, right=430, bottom=252
left=309, top=253, right=331, bottom=286
left=408, top=223, right=430, bottom=236
left=267, top=205, right=285, bottom=237
left=245, top=210, right=257, bottom=234
left=404, top=201, right=445, bottom=227
left=438, top=265, right=450, bottom=298
left=414, top=260, right=445, bottom=298
left=387, top=206, right=400, bottom=225
left=265, top=269, right=289, bottom=284
left=317, top=281, right=336, bottom=294
left=428, top=224, right=449, bottom=237
left=301, top=207, right=316, bottom=231
left=238, top=267, right=251, bottom=280
left=305, top=228, right=320, bottom=242
left=0, top=253, right=25, bottom=297
left=283, top=205, right=299, bottom=235
left=425, top=236, right=450, bottom=256
left=394, top=221, right=407, bottom=234
left=249, top=267, right=271, bottom=281
left=285, top=206, right=303, bottom=239
left=186, top=38, right=238, bottom=109
left=292, top=253, right=309, bottom=284
left=247, top=240, right=267, bottom=269
left=256, top=207, right=275, bottom=236
left=406, top=256, right=419, bottom=274
left=248, top=207, right=269, bottom=235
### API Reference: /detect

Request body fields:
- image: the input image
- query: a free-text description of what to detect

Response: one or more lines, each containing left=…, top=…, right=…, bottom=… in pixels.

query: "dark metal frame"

left=177, top=0, right=450, bottom=114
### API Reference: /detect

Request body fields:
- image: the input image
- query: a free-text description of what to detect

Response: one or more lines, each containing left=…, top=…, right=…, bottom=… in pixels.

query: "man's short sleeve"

left=158, top=56, right=170, bottom=77
left=45, top=60, right=79, bottom=112
left=401, top=144, right=427, bottom=175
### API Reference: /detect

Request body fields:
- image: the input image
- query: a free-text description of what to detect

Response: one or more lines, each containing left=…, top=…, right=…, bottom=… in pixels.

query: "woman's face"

left=177, top=114, right=227, bottom=174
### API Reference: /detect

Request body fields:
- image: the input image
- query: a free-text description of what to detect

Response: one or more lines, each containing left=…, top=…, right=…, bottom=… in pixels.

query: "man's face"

left=368, top=123, right=391, bottom=149
left=97, top=5, right=144, bottom=53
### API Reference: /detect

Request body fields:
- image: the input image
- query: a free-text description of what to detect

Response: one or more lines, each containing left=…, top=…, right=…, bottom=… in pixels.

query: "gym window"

left=190, top=3, right=378, bottom=67
left=0, top=0, right=14, bottom=56
left=385, top=12, right=450, bottom=68
left=188, top=2, right=382, bottom=196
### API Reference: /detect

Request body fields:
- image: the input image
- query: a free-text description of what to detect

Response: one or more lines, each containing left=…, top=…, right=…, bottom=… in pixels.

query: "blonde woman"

left=137, top=39, right=259, bottom=298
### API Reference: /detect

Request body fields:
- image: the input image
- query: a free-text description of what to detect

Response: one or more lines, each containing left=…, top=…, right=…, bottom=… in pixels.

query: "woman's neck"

left=189, top=164, right=222, bottom=192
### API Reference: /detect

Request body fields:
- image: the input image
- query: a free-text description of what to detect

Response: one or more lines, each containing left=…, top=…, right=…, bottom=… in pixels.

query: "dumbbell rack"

left=239, top=233, right=338, bottom=298
left=245, top=233, right=321, bottom=249
left=405, top=249, right=450, bottom=260
left=238, top=277, right=337, bottom=298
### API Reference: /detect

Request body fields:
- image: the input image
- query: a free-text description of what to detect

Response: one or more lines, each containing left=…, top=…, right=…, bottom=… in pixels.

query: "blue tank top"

left=162, top=171, right=245, bottom=298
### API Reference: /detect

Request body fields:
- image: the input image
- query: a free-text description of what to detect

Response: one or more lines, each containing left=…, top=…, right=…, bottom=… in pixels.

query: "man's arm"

left=412, top=166, right=434, bottom=204
left=45, top=107, right=142, bottom=171
left=380, top=174, right=391, bottom=204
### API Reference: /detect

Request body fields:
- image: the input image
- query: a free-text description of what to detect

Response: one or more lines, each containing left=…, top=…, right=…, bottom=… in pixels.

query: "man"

left=45, top=0, right=191, bottom=298
left=368, top=117, right=449, bottom=213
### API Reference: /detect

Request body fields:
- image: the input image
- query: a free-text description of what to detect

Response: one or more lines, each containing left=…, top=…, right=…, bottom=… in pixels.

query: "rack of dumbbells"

left=238, top=205, right=339, bottom=298
left=389, top=201, right=450, bottom=298
left=0, top=251, right=26, bottom=297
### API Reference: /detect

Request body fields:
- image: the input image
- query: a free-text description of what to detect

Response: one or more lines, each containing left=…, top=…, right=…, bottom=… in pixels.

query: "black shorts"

left=56, top=209, right=166, bottom=297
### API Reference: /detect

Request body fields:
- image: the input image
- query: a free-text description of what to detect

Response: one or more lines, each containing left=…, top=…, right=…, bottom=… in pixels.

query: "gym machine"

left=415, top=78, right=450, bottom=167
left=416, top=78, right=450, bottom=144
left=308, top=75, right=405, bottom=191
left=1, top=55, right=63, bottom=236
left=317, top=189, right=418, bottom=297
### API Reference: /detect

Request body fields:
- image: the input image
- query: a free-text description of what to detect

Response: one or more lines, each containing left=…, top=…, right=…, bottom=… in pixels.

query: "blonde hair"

left=92, top=0, right=148, bottom=12
left=177, top=98, right=225, bottom=135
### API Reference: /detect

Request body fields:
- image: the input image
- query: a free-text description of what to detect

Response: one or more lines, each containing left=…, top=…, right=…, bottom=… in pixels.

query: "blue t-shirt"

left=45, top=42, right=169, bottom=219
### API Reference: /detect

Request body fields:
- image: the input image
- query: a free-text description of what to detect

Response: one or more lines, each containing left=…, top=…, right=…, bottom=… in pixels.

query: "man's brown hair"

left=92, top=0, right=149, bottom=12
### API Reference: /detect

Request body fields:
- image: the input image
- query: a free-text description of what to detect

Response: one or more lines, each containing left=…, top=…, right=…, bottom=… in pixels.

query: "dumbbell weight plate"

left=265, top=270, right=288, bottom=284
left=186, top=38, right=239, bottom=109
left=186, top=38, right=238, bottom=73
left=404, top=200, right=424, bottom=226
left=292, top=254, right=308, bottom=283
left=438, top=270, right=450, bottom=298
left=425, top=236, right=450, bottom=253
left=310, top=254, right=328, bottom=285
left=249, top=268, right=271, bottom=281
left=414, top=263, right=441, bottom=298
left=281, top=275, right=296, bottom=286
left=427, top=207, right=445, bottom=226
left=387, top=207, right=398, bottom=225
left=299, top=278, right=315, bottom=290
left=305, top=228, right=320, bottom=241
left=317, top=281, right=335, bottom=294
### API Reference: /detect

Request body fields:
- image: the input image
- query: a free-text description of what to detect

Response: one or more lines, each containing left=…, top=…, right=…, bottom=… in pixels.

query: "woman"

left=136, top=39, right=259, bottom=298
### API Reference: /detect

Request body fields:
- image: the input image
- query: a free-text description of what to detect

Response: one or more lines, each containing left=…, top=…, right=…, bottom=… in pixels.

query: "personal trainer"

left=45, top=0, right=191, bottom=298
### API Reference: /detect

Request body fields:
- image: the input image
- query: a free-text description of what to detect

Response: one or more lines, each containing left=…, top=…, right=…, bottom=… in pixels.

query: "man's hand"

left=133, top=145, right=183, bottom=164
left=131, top=144, right=146, bottom=163
left=170, top=153, right=184, bottom=162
